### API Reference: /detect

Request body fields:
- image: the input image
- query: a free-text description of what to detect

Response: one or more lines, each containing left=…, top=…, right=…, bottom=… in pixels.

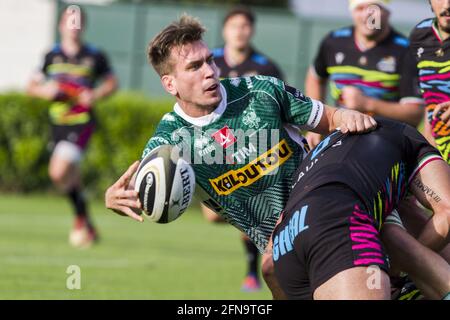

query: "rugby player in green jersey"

left=104, top=14, right=376, bottom=299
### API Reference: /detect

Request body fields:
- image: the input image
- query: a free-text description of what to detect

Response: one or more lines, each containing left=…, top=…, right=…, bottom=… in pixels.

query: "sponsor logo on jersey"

left=245, top=77, right=253, bottom=89
left=162, top=113, right=176, bottom=122
left=211, top=125, right=237, bottom=148
left=230, top=77, right=241, bottom=87
left=285, top=86, right=308, bottom=103
left=417, top=47, right=424, bottom=58
left=376, top=56, right=396, bottom=73
left=335, top=52, right=345, bottom=64
left=227, top=142, right=257, bottom=164
left=359, top=56, right=368, bottom=66
left=209, top=139, right=292, bottom=195
left=242, top=105, right=261, bottom=129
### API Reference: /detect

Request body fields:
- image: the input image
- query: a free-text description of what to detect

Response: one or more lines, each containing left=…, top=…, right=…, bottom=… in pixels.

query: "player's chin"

left=202, top=93, right=222, bottom=106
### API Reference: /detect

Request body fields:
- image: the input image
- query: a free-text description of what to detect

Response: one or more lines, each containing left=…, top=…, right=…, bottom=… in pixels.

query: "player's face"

left=165, top=41, right=221, bottom=110
left=223, top=14, right=254, bottom=50
left=59, top=11, right=84, bottom=42
left=352, top=3, right=390, bottom=39
left=430, top=0, right=450, bottom=34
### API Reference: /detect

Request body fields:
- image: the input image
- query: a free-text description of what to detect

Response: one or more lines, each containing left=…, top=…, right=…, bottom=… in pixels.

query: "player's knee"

left=202, top=206, right=225, bottom=223
left=48, top=165, right=66, bottom=185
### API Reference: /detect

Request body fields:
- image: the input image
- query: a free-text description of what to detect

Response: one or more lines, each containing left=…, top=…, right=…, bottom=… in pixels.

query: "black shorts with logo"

left=272, top=183, right=389, bottom=300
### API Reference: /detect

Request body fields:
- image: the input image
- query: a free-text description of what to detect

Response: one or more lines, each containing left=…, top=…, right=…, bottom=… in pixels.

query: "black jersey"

left=40, top=43, right=113, bottom=126
left=409, top=18, right=450, bottom=163
left=313, top=26, right=422, bottom=107
left=286, top=118, right=441, bottom=229
left=212, top=47, right=283, bottom=79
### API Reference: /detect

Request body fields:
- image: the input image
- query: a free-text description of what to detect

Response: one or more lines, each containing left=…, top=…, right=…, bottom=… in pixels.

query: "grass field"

left=0, top=194, right=271, bottom=300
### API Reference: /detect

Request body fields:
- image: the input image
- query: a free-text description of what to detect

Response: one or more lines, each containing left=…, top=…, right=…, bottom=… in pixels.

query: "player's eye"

left=189, top=62, right=202, bottom=71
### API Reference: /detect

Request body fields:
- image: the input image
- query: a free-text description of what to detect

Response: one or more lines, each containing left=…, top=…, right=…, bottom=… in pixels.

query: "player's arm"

left=105, top=160, right=143, bottom=222
left=342, top=48, right=423, bottom=127
left=78, top=52, right=118, bottom=106
left=26, top=52, right=59, bottom=100
left=409, top=158, right=450, bottom=252
left=304, top=37, right=330, bottom=148
left=26, top=72, right=59, bottom=100
left=312, top=104, right=377, bottom=135
left=272, top=78, right=376, bottom=136
left=305, top=67, right=327, bottom=102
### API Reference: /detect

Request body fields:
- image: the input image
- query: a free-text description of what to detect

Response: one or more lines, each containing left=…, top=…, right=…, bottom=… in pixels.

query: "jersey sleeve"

left=266, top=62, right=284, bottom=81
left=402, top=124, right=442, bottom=182
left=312, top=35, right=330, bottom=79
left=41, top=52, right=53, bottom=77
left=141, top=116, right=177, bottom=159
left=266, top=77, right=324, bottom=130
left=94, top=50, right=114, bottom=79
left=398, top=48, right=423, bottom=104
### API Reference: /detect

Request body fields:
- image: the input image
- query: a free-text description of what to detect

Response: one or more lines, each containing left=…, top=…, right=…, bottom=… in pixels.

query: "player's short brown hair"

left=147, top=14, right=206, bottom=76
left=223, top=6, right=256, bottom=26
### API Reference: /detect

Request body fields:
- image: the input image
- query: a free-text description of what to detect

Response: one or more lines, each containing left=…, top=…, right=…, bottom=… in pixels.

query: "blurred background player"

left=409, top=0, right=450, bottom=164
left=27, top=6, right=118, bottom=248
left=304, top=0, right=423, bottom=148
left=203, top=6, right=284, bottom=292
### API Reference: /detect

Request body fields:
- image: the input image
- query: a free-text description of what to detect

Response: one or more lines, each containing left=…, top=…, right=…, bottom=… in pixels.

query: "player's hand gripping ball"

left=134, top=145, right=195, bottom=223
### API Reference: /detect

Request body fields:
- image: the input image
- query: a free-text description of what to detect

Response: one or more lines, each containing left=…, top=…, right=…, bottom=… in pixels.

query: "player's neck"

left=176, top=99, right=219, bottom=118
left=355, top=26, right=391, bottom=51
left=61, top=39, right=82, bottom=57
left=224, top=45, right=251, bottom=67
left=435, top=20, right=450, bottom=41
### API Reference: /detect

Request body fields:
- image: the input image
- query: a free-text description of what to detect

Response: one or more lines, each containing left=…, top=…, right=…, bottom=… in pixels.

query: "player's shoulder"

left=157, top=112, right=184, bottom=130
left=44, top=43, right=63, bottom=58
left=319, top=26, right=353, bottom=49
left=327, top=26, right=353, bottom=41
left=410, top=18, right=435, bottom=42
left=212, top=47, right=225, bottom=58
left=249, top=49, right=271, bottom=66
left=390, top=29, right=410, bottom=48
left=82, top=43, right=109, bottom=59
left=221, top=75, right=284, bottom=92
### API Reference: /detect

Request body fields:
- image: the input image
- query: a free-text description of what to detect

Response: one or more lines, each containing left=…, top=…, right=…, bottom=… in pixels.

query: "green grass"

left=0, top=194, right=271, bottom=300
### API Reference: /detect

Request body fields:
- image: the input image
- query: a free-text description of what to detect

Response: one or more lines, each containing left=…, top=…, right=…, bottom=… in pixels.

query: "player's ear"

left=161, top=74, right=177, bottom=96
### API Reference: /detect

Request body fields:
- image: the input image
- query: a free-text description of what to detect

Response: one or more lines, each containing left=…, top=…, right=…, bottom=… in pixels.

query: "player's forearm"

left=93, top=75, right=118, bottom=100
left=365, top=98, right=422, bottom=127
left=382, top=224, right=450, bottom=300
left=26, top=82, right=53, bottom=100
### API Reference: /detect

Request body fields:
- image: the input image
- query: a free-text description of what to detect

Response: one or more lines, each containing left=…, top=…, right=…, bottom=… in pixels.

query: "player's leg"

left=261, top=231, right=287, bottom=300
left=314, top=267, right=390, bottom=300
left=381, top=223, right=450, bottom=300
left=201, top=204, right=225, bottom=223
left=49, top=139, right=97, bottom=248
left=409, top=158, right=450, bottom=252
left=241, top=233, right=261, bottom=292
left=397, top=197, right=450, bottom=265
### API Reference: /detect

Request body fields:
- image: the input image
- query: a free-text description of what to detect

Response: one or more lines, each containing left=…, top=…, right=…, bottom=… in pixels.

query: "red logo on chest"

left=211, top=125, right=237, bottom=148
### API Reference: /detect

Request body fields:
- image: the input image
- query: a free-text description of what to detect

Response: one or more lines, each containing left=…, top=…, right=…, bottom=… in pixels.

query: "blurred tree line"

left=117, top=0, right=289, bottom=8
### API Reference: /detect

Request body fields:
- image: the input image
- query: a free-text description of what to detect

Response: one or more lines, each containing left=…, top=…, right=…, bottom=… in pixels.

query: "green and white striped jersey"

left=142, top=76, right=323, bottom=251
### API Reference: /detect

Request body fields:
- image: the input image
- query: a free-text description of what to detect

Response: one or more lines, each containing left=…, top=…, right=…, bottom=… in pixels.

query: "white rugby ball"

left=134, top=145, right=195, bottom=223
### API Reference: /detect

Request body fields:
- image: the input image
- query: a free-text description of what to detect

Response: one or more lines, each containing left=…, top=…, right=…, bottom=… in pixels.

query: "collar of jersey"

left=173, top=83, right=227, bottom=127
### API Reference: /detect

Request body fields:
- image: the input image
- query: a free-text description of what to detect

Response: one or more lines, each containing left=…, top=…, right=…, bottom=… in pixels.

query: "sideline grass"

left=0, top=194, right=271, bottom=299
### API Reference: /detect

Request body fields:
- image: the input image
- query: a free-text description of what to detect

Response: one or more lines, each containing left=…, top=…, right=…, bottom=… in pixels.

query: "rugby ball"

left=134, top=145, right=195, bottom=223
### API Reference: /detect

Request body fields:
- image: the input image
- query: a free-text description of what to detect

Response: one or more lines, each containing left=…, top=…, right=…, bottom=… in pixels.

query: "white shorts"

left=52, top=141, right=83, bottom=164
